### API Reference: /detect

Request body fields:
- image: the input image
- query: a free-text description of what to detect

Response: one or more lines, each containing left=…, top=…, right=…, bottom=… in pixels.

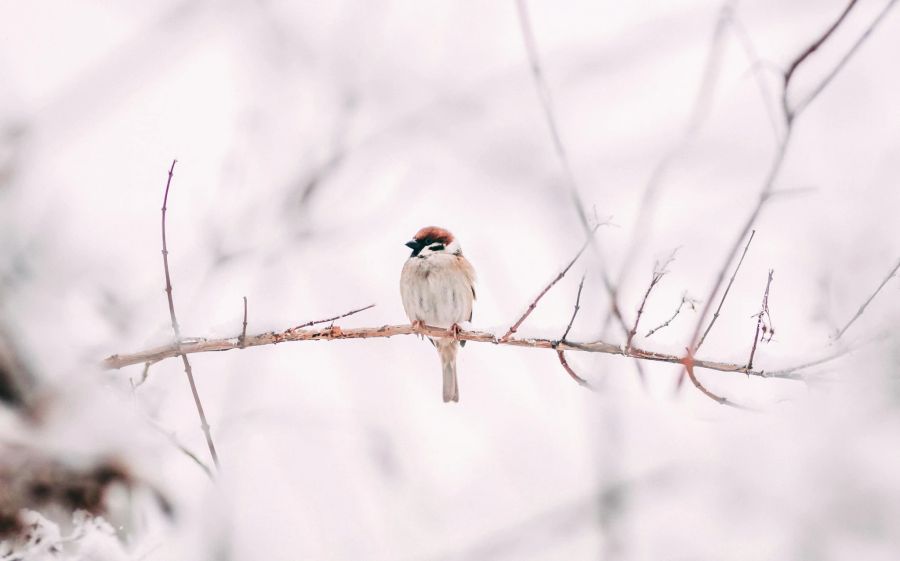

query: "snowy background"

left=2, top=0, right=900, bottom=559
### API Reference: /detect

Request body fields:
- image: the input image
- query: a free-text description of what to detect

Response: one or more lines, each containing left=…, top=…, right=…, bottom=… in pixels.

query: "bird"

left=400, top=226, right=476, bottom=403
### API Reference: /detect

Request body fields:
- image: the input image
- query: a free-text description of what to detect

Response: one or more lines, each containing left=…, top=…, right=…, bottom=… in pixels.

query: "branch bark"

left=104, top=322, right=814, bottom=381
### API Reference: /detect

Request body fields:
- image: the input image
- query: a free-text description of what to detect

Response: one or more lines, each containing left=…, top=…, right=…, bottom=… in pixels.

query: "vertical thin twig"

left=161, top=160, right=220, bottom=471
left=747, top=269, right=774, bottom=370
left=834, top=257, right=900, bottom=340
left=555, top=276, right=593, bottom=389
left=239, top=296, right=248, bottom=347
left=696, top=230, right=756, bottom=352
left=559, top=274, right=586, bottom=344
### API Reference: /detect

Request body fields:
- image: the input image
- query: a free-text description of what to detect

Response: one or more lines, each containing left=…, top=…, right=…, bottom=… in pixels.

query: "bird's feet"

left=449, top=323, right=462, bottom=341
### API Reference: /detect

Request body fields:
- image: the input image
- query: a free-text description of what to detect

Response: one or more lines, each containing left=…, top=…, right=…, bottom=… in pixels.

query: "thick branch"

left=104, top=322, right=810, bottom=381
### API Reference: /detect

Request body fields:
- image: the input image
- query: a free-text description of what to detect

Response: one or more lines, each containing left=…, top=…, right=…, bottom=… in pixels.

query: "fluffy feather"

left=400, top=227, right=476, bottom=402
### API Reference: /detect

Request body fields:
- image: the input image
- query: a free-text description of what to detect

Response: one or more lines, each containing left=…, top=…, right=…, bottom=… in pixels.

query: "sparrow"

left=400, top=226, right=476, bottom=403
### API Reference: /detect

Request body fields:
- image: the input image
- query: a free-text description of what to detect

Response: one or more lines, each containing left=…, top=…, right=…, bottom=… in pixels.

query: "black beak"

left=405, top=240, right=421, bottom=250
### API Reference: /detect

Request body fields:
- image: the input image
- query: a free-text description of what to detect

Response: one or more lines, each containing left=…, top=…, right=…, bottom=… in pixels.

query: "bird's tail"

left=436, top=339, right=459, bottom=403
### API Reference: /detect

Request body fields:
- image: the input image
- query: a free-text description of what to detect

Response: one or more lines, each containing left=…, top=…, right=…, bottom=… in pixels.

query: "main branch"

left=104, top=322, right=817, bottom=381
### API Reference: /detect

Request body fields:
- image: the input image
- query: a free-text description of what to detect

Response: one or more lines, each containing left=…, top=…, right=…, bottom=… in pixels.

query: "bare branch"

left=558, top=274, right=586, bottom=344
left=627, top=251, right=677, bottom=350
left=501, top=224, right=600, bottom=341
left=104, top=321, right=814, bottom=381
left=160, top=160, right=220, bottom=471
left=682, top=350, right=750, bottom=410
left=553, top=275, right=592, bottom=389
left=556, top=350, right=592, bottom=389
left=289, top=303, right=376, bottom=331
left=148, top=419, right=213, bottom=481
left=696, top=230, right=756, bottom=351
left=834, top=258, right=900, bottom=340
left=747, top=269, right=775, bottom=370
left=514, top=0, right=634, bottom=348
left=612, top=1, right=733, bottom=298
left=792, top=0, right=898, bottom=117
left=767, top=331, right=887, bottom=377
left=782, top=0, right=858, bottom=93
left=514, top=0, right=590, bottom=231
left=728, top=11, right=783, bottom=141
left=645, top=294, right=696, bottom=338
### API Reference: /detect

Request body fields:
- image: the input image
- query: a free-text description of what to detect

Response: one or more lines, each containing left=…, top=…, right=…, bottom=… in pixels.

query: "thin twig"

left=554, top=274, right=592, bottom=389
left=239, top=296, right=248, bottom=347
left=645, top=294, right=696, bottom=338
left=682, top=0, right=889, bottom=403
left=611, top=1, right=733, bottom=303
left=559, top=274, right=586, bottom=344
left=289, top=303, right=376, bottom=331
left=161, top=160, right=220, bottom=471
left=501, top=224, right=600, bottom=341
left=782, top=0, right=859, bottom=105
left=747, top=269, right=775, bottom=370
left=696, top=230, right=756, bottom=351
left=514, top=0, right=590, bottom=230
left=148, top=419, right=214, bottom=481
left=514, top=0, right=634, bottom=350
left=792, top=0, right=898, bottom=117
left=556, top=350, right=592, bottom=389
left=728, top=11, right=783, bottom=142
left=132, top=361, right=151, bottom=389
left=682, top=349, right=750, bottom=410
left=627, top=251, right=677, bottom=350
left=104, top=321, right=818, bottom=381
left=834, top=257, right=900, bottom=340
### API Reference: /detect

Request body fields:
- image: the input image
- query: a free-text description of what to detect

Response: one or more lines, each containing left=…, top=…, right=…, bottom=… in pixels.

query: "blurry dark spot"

left=28, top=481, right=52, bottom=502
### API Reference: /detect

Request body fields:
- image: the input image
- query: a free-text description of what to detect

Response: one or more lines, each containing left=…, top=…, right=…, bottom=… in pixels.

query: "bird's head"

left=405, top=226, right=461, bottom=258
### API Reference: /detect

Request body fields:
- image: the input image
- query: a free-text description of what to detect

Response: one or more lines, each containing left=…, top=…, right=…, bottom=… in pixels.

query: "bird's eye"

left=429, top=244, right=445, bottom=251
